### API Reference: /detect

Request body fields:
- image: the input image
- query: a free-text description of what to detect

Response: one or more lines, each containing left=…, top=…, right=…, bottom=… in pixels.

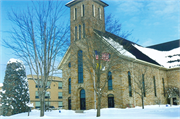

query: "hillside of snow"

left=133, top=44, right=180, bottom=68
left=0, top=105, right=179, bottom=119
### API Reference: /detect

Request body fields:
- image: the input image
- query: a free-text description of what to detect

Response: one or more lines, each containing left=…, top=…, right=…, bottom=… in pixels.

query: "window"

left=35, top=81, right=42, bottom=88
left=153, top=76, right=157, bottom=97
left=45, top=102, right=51, bottom=106
left=69, top=78, right=71, bottom=94
left=81, top=4, right=85, bottom=17
left=78, top=50, right=83, bottom=83
left=98, top=8, right=101, bottom=19
left=79, top=25, right=81, bottom=39
left=58, top=92, right=63, bottom=99
left=83, top=23, right=85, bottom=38
left=75, top=26, right=77, bottom=40
left=108, top=71, right=112, bottom=90
left=74, top=8, right=77, bottom=20
left=46, top=81, right=51, bottom=88
left=162, top=78, right=165, bottom=97
left=92, top=5, right=95, bottom=17
left=68, top=62, right=71, bottom=68
left=45, top=92, right=50, bottom=99
left=58, top=82, right=62, bottom=89
left=128, top=71, right=132, bottom=97
left=35, top=102, right=40, bottom=109
left=35, top=91, right=39, bottom=99
left=58, top=101, right=63, bottom=107
left=142, top=74, right=146, bottom=97
left=36, top=85, right=40, bottom=88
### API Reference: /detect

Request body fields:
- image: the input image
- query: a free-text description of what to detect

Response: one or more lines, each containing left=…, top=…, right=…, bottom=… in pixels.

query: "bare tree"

left=3, top=0, right=69, bottom=117
left=131, top=65, right=153, bottom=109
left=105, top=13, right=132, bottom=39
left=165, top=85, right=179, bottom=106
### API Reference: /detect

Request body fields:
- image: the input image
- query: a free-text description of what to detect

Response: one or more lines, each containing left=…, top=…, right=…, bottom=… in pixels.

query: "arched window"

left=108, top=71, right=112, bottom=90
left=68, top=62, right=71, bottom=68
left=79, top=25, right=81, bottom=39
left=78, top=50, right=83, bottom=83
left=80, top=89, right=86, bottom=110
left=153, top=76, right=157, bottom=97
left=69, top=78, right=71, bottom=94
left=128, top=71, right=132, bottom=97
left=74, top=8, right=77, bottom=20
left=81, top=4, right=85, bottom=17
left=75, top=26, right=77, bottom=40
left=162, top=78, right=165, bottom=97
left=142, top=74, right=146, bottom=97
left=108, top=94, right=114, bottom=108
left=83, top=23, right=85, bottom=38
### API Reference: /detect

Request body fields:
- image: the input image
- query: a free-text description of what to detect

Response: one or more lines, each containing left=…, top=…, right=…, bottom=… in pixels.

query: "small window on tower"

left=81, top=5, right=85, bottom=17
left=74, top=8, right=77, bottom=20
left=92, top=5, right=95, bottom=17
left=98, top=8, right=101, bottom=19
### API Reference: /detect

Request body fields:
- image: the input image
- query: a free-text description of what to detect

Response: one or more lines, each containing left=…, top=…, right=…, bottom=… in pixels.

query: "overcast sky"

left=0, top=0, right=180, bottom=83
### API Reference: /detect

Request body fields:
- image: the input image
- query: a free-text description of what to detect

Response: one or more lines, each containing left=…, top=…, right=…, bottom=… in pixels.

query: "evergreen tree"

left=2, top=58, right=30, bottom=116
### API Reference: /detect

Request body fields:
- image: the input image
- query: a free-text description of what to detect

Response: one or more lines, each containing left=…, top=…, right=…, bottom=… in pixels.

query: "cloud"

left=147, top=0, right=179, bottom=17
left=114, top=0, right=179, bottom=19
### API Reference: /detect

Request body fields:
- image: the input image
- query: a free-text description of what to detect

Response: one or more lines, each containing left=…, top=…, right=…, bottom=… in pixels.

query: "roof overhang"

left=66, top=0, right=108, bottom=8
left=58, top=46, right=71, bottom=70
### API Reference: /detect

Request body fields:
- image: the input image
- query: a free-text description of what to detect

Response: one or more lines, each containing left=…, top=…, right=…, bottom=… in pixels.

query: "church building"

left=58, top=0, right=180, bottom=110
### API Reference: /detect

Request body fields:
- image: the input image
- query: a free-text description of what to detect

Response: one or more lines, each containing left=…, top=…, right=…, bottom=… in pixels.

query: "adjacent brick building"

left=27, top=75, right=63, bottom=109
left=58, top=0, right=180, bottom=110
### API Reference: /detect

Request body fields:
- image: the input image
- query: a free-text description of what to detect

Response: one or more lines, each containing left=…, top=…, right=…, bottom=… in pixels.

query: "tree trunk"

left=141, top=96, right=144, bottom=109
left=170, top=98, right=173, bottom=107
left=96, top=95, right=101, bottom=117
left=40, top=91, right=45, bottom=117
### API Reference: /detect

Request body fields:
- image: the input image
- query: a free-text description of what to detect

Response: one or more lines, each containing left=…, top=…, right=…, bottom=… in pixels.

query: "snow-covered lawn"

left=1, top=105, right=180, bottom=119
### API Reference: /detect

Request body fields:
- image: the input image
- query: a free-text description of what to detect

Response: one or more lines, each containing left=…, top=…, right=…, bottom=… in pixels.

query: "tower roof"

left=66, top=0, right=109, bottom=8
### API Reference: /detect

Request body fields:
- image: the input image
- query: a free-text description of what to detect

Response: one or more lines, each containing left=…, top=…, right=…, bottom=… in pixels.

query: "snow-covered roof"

left=66, top=0, right=75, bottom=6
left=103, top=37, right=136, bottom=59
left=95, top=29, right=180, bottom=69
left=134, top=44, right=180, bottom=68
left=95, top=29, right=160, bottom=65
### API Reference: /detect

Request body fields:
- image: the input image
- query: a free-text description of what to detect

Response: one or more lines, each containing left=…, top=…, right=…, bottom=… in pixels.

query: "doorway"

left=80, top=89, right=86, bottom=110
left=108, top=94, right=114, bottom=108
left=68, top=97, right=71, bottom=110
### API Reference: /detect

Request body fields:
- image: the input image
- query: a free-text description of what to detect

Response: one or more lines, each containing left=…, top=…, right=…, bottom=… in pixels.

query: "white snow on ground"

left=1, top=105, right=179, bottom=119
left=103, top=37, right=136, bottom=59
left=133, top=44, right=180, bottom=68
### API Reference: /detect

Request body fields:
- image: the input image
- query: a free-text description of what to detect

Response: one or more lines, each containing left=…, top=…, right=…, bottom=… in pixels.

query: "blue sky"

left=0, top=0, right=180, bottom=83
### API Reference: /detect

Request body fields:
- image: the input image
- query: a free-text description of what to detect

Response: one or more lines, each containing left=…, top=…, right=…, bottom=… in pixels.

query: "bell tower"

left=66, top=0, right=108, bottom=43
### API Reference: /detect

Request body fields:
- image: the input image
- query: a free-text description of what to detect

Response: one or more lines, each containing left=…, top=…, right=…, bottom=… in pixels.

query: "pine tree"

left=2, top=58, right=30, bottom=116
